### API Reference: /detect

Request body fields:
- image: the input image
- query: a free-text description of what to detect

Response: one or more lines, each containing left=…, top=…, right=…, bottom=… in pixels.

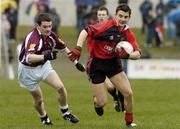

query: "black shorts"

left=87, top=57, right=123, bottom=84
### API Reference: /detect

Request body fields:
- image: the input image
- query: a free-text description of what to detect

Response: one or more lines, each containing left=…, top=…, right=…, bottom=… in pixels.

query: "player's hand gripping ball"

left=115, top=41, right=133, bottom=58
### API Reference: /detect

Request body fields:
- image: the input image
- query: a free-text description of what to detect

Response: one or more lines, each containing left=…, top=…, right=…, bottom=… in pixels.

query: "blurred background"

left=1, top=0, right=180, bottom=80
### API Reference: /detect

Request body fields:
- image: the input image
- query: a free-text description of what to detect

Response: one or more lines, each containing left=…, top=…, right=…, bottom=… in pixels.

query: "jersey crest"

left=29, top=43, right=36, bottom=51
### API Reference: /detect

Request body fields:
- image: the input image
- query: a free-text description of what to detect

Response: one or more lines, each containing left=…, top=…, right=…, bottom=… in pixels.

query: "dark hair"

left=36, top=13, right=51, bottom=25
left=116, top=4, right=131, bottom=16
left=98, top=6, right=109, bottom=15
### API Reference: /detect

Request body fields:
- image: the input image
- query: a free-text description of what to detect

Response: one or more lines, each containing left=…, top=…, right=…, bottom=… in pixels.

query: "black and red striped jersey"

left=86, top=19, right=139, bottom=59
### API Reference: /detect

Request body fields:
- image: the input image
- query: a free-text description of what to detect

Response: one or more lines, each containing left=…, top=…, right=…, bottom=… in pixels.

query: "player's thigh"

left=104, top=77, right=114, bottom=91
left=92, top=83, right=108, bottom=103
left=110, top=72, right=132, bottom=97
left=44, top=70, right=64, bottom=89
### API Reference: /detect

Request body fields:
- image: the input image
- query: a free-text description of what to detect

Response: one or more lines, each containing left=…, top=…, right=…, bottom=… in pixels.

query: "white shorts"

left=18, top=61, right=54, bottom=91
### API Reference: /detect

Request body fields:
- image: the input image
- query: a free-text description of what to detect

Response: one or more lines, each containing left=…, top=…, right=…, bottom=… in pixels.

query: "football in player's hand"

left=116, top=41, right=133, bottom=54
left=116, top=41, right=133, bottom=58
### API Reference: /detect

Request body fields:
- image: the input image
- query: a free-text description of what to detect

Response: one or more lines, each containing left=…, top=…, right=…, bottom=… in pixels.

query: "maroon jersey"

left=19, top=28, right=66, bottom=66
left=86, top=19, right=139, bottom=59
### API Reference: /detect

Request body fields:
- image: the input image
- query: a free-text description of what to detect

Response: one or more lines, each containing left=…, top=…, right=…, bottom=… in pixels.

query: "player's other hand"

left=68, top=46, right=81, bottom=62
left=75, top=62, right=85, bottom=72
left=44, top=50, right=58, bottom=60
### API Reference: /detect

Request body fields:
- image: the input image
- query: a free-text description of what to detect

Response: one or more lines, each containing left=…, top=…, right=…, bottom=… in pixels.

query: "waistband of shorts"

left=93, top=56, right=118, bottom=61
left=20, top=62, right=48, bottom=68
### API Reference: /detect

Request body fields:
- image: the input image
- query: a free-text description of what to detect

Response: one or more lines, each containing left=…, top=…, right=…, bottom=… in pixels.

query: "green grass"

left=1, top=59, right=180, bottom=129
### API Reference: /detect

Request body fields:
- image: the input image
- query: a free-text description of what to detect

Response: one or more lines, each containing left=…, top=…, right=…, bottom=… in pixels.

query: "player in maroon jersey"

left=18, top=13, right=79, bottom=125
left=69, top=4, right=141, bottom=127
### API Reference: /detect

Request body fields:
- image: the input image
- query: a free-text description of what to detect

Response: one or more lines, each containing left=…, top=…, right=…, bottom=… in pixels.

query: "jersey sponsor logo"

left=104, top=45, right=114, bottom=53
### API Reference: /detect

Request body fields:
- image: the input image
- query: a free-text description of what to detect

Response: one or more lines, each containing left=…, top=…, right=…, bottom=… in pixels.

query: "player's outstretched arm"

left=68, top=29, right=88, bottom=72
left=62, top=46, right=85, bottom=72
left=68, top=29, right=88, bottom=61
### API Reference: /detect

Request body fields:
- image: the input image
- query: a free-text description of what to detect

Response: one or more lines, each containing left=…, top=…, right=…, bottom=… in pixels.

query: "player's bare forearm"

left=77, top=29, right=88, bottom=48
left=27, top=54, right=44, bottom=63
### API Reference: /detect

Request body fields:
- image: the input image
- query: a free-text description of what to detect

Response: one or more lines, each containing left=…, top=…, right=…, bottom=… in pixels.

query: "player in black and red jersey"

left=75, top=6, right=125, bottom=112
left=69, top=4, right=141, bottom=127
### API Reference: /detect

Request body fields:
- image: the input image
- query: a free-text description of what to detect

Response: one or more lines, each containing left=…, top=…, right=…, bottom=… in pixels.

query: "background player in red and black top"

left=69, top=4, right=141, bottom=127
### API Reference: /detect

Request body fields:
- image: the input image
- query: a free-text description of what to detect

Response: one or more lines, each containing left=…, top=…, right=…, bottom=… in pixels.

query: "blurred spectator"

left=145, top=9, right=155, bottom=47
left=1, top=0, right=17, bottom=13
left=3, top=0, right=19, bottom=43
left=118, top=0, right=128, bottom=4
left=154, top=25, right=163, bottom=47
left=155, top=0, right=165, bottom=47
left=39, top=0, right=50, bottom=7
left=34, top=4, right=50, bottom=24
left=145, top=10, right=163, bottom=47
left=166, top=0, right=180, bottom=9
left=1, top=13, right=15, bottom=80
left=87, top=0, right=106, bottom=25
left=1, top=0, right=18, bottom=80
left=92, top=0, right=106, bottom=9
left=139, top=0, right=153, bottom=34
left=2, top=14, right=11, bottom=36
left=167, top=3, right=180, bottom=46
left=75, top=0, right=106, bottom=34
left=38, top=0, right=50, bottom=13
left=155, top=0, right=165, bottom=34
left=25, top=1, right=39, bottom=17
left=49, top=8, right=61, bottom=34
left=26, top=0, right=50, bottom=23
left=75, top=0, right=93, bottom=34
left=165, top=0, right=180, bottom=39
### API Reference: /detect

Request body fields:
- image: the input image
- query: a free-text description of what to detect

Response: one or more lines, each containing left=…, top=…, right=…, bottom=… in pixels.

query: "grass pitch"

left=0, top=59, right=180, bottom=129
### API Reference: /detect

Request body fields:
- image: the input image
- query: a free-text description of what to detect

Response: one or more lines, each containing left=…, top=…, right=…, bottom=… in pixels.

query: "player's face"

left=115, top=10, right=130, bottom=27
left=38, top=21, right=52, bottom=36
left=97, top=10, right=108, bottom=22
